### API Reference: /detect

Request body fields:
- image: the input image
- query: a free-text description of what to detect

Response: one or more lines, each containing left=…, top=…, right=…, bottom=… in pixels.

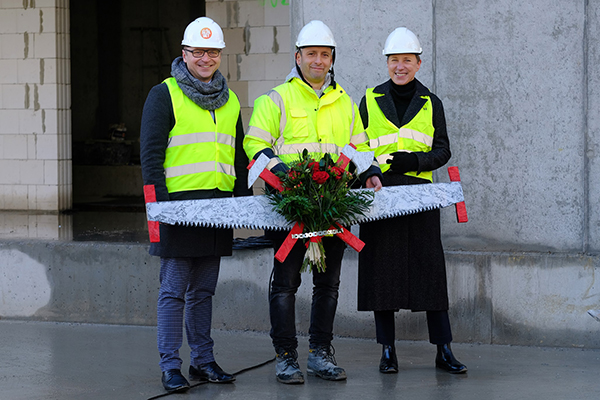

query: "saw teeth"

left=147, top=182, right=463, bottom=231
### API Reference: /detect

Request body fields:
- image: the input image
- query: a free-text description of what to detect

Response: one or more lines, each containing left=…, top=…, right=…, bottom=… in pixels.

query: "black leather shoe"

left=161, top=369, right=190, bottom=393
left=379, top=344, right=398, bottom=373
left=189, top=361, right=236, bottom=383
left=435, top=343, right=467, bottom=374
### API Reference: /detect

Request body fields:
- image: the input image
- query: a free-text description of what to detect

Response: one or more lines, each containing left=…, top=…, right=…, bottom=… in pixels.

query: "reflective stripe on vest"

left=246, top=78, right=367, bottom=166
left=365, top=88, right=434, bottom=181
left=163, top=77, right=239, bottom=192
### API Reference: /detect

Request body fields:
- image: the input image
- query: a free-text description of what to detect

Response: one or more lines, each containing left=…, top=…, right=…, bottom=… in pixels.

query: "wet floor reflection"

left=0, top=208, right=272, bottom=248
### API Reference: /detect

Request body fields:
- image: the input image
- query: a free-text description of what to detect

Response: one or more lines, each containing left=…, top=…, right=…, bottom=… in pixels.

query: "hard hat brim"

left=383, top=50, right=423, bottom=56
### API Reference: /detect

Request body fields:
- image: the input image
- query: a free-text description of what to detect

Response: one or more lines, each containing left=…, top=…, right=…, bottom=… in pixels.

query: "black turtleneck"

left=389, top=78, right=416, bottom=126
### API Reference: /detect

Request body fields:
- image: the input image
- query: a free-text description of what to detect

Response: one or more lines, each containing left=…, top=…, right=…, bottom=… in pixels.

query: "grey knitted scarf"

left=171, top=56, right=229, bottom=111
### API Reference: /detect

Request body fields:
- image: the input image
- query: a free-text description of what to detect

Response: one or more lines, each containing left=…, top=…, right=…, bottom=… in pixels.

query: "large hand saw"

left=144, top=166, right=467, bottom=243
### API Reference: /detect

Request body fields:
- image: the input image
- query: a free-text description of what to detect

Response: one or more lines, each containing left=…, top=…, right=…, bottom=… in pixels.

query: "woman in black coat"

left=358, top=27, right=467, bottom=374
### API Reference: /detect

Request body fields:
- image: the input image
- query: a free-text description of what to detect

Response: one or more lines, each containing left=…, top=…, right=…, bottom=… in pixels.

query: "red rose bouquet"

left=267, top=150, right=374, bottom=273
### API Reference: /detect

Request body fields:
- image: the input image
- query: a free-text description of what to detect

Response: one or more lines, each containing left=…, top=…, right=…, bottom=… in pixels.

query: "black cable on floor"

left=147, top=356, right=276, bottom=399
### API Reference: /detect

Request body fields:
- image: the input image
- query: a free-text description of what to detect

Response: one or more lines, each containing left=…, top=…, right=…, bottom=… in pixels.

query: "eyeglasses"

left=183, top=48, right=221, bottom=59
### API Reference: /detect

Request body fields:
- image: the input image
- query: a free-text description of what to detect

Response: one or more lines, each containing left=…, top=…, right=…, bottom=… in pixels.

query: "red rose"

left=308, top=162, right=320, bottom=173
left=312, top=171, right=329, bottom=184
left=331, top=166, right=344, bottom=180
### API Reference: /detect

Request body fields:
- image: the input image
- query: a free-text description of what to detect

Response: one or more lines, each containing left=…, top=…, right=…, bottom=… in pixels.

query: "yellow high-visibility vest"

left=365, top=88, right=434, bottom=181
left=244, top=77, right=371, bottom=168
left=163, top=77, right=240, bottom=193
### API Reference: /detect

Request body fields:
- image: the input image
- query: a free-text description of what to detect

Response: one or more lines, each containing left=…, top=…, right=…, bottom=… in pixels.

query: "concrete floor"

left=1, top=320, right=599, bottom=400
left=2, top=206, right=600, bottom=398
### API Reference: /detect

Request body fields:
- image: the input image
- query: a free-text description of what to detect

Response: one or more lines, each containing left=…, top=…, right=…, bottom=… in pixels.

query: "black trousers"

left=267, top=231, right=346, bottom=351
left=374, top=310, right=453, bottom=345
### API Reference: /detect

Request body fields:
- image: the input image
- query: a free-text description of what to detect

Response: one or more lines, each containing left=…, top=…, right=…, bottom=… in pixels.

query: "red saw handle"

left=447, top=167, right=468, bottom=223
left=247, top=159, right=285, bottom=192
left=275, top=222, right=304, bottom=263
left=337, top=143, right=357, bottom=169
left=143, top=185, right=161, bottom=242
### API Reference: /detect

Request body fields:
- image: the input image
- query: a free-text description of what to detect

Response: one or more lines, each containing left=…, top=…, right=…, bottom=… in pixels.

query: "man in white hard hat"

left=357, top=27, right=467, bottom=374
left=244, top=20, right=382, bottom=384
left=140, top=17, right=252, bottom=393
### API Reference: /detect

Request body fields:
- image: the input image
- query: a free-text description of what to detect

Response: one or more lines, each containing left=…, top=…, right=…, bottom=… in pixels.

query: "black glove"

left=387, top=152, right=418, bottom=173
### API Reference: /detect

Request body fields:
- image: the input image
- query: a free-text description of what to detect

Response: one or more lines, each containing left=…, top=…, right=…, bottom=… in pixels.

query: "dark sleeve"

left=140, top=83, right=173, bottom=202
left=253, top=148, right=289, bottom=174
left=358, top=165, right=383, bottom=187
left=359, top=95, right=369, bottom=129
left=414, top=94, right=451, bottom=174
left=233, top=112, right=253, bottom=197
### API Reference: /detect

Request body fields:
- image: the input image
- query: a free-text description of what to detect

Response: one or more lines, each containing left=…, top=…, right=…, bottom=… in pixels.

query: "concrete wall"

left=1, top=241, right=599, bottom=348
left=293, top=0, right=599, bottom=254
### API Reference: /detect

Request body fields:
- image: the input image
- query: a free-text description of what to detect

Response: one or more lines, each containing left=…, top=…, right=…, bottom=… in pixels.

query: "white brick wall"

left=1, top=34, right=26, bottom=58
left=1, top=84, right=26, bottom=108
left=0, top=59, right=18, bottom=82
left=16, top=59, right=40, bottom=83
left=0, top=135, right=27, bottom=159
left=0, top=2, right=71, bottom=211
left=0, top=185, right=28, bottom=210
left=0, top=1, right=288, bottom=211
left=0, top=9, right=18, bottom=33
left=16, top=9, right=40, bottom=32
left=238, top=54, right=266, bottom=80
left=0, top=110, right=19, bottom=133
left=265, top=53, right=291, bottom=80
left=18, top=109, right=43, bottom=134
left=264, top=1, right=289, bottom=26
left=236, top=1, right=266, bottom=27
left=207, top=0, right=290, bottom=126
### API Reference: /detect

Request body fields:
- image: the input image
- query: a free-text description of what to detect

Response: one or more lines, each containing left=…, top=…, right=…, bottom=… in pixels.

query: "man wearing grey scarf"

left=170, top=56, right=229, bottom=111
left=140, top=17, right=251, bottom=394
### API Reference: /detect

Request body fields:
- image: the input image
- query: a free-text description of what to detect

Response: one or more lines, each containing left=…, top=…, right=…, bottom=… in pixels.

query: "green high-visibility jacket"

left=163, top=77, right=240, bottom=192
left=244, top=77, right=372, bottom=170
left=364, top=87, right=434, bottom=181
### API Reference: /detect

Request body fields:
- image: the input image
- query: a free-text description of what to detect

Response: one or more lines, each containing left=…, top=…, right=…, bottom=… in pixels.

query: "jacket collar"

left=287, top=72, right=343, bottom=105
left=373, top=79, right=431, bottom=128
left=286, top=67, right=332, bottom=97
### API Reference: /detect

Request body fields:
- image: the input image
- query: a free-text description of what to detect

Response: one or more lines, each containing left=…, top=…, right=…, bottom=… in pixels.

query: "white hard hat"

left=182, top=17, right=226, bottom=49
left=382, top=27, right=422, bottom=55
left=295, top=20, right=337, bottom=48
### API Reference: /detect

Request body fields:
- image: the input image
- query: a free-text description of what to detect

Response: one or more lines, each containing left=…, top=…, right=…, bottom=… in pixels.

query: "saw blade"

left=351, top=181, right=464, bottom=224
left=146, top=182, right=464, bottom=230
left=146, top=195, right=293, bottom=231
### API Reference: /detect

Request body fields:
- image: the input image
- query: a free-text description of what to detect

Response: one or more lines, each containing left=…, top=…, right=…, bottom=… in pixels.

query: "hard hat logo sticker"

left=201, top=28, right=212, bottom=39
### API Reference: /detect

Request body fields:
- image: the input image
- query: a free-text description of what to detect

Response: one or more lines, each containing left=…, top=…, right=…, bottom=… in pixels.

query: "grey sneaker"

left=275, top=349, right=305, bottom=384
left=307, top=345, right=347, bottom=381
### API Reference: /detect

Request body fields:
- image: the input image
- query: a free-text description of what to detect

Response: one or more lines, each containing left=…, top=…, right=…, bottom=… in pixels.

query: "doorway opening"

left=70, top=0, right=205, bottom=211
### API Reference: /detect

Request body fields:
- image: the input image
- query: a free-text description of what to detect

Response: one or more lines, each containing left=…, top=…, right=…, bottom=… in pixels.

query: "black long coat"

left=140, top=81, right=252, bottom=258
left=357, top=79, right=451, bottom=312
